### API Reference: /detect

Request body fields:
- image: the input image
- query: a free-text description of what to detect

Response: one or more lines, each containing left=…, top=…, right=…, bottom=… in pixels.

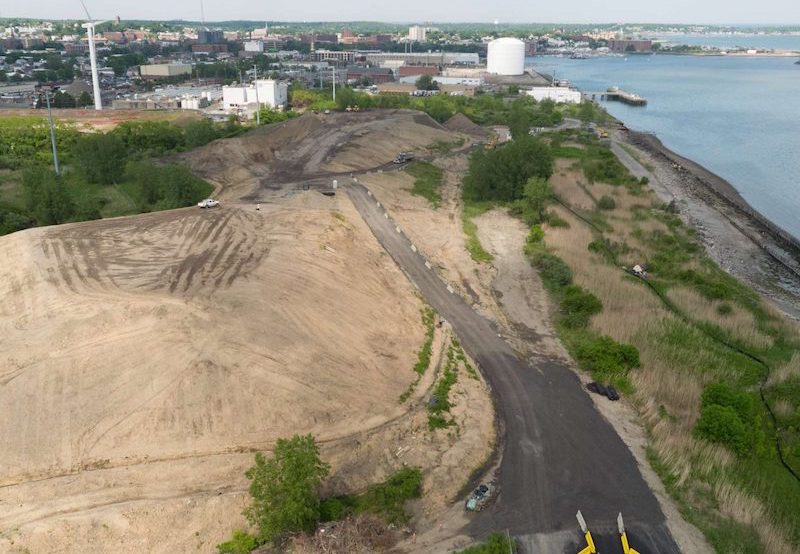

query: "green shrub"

left=574, top=335, right=640, bottom=374
left=321, top=468, right=423, bottom=525
left=561, top=285, right=603, bottom=329
left=216, top=530, right=258, bottom=554
left=597, top=195, right=616, bottom=210
left=545, top=211, right=570, bottom=228
left=717, top=303, right=734, bottom=316
left=529, top=251, right=573, bottom=290
left=695, top=404, right=751, bottom=456
left=695, top=383, right=761, bottom=457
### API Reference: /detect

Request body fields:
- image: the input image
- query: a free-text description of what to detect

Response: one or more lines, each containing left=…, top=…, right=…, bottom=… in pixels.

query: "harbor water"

left=532, top=55, right=800, bottom=239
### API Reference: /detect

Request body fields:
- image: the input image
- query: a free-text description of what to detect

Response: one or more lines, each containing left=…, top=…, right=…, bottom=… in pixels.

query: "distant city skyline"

left=1, top=0, right=799, bottom=25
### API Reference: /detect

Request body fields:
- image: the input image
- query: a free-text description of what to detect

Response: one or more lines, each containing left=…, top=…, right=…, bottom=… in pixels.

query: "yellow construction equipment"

left=575, top=511, right=596, bottom=554
left=484, top=135, right=499, bottom=150
left=618, top=512, right=641, bottom=554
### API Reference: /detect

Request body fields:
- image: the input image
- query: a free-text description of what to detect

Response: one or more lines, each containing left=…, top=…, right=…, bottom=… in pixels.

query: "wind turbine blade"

left=79, top=0, right=91, bottom=20
left=93, top=20, right=108, bottom=26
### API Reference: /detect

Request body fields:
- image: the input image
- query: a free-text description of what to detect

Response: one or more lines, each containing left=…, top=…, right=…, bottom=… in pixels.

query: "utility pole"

left=253, top=64, right=260, bottom=125
left=332, top=65, right=336, bottom=103
left=44, top=89, right=60, bottom=176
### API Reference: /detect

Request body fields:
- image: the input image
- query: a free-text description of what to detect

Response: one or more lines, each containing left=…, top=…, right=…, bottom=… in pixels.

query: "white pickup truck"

left=197, top=199, right=220, bottom=208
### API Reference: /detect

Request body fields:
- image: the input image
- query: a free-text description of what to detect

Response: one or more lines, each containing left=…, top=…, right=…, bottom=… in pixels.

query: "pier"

left=585, top=88, right=648, bottom=106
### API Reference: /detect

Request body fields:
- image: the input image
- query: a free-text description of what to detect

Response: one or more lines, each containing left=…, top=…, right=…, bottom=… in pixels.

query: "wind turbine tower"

left=80, top=1, right=106, bottom=110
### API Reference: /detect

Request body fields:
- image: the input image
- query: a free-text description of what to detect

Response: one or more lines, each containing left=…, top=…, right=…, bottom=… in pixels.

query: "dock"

left=585, top=88, right=647, bottom=106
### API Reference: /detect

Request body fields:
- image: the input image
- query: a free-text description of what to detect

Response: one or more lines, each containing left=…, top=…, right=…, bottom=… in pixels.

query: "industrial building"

left=139, top=63, right=193, bottom=80
left=222, top=79, right=288, bottom=112
left=312, top=49, right=357, bottom=63
left=526, top=86, right=582, bottom=104
left=487, top=37, right=526, bottom=76
left=365, top=52, right=480, bottom=66
left=111, top=85, right=220, bottom=110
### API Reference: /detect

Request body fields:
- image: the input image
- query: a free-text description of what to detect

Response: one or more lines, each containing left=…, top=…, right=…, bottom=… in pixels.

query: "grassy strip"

left=405, top=161, right=443, bottom=208
left=455, top=532, right=517, bottom=553
left=319, top=467, right=422, bottom=525
left=428, top=342, right=459, bottom=430
left=400, top=307, right=437, bottom=403
left=542, top=137, right=800, bottom=548
left=462, top=200, right=494, bottom=263
left=428, top=137, right=465, bottom=155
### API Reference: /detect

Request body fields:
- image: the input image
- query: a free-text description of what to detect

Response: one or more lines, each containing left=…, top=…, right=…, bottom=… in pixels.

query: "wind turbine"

left=79, top=0, right=106, bottom=110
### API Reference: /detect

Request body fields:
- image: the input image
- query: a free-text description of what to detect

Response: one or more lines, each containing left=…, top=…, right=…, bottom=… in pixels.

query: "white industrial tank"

left=486, top=37, right=525, bottom=76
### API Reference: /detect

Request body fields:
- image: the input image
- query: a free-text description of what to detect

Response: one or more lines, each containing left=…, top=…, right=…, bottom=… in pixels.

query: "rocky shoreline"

left=616, top=128, right=800, bottom=319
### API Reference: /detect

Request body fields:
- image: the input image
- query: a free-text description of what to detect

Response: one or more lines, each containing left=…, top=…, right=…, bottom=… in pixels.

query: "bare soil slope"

left=0, top=195, right=426, bottom=550
left=181, top=110, right=457, bottom=199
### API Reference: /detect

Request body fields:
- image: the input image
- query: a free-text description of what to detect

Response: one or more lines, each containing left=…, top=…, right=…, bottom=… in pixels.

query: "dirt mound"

left=0, top=195, right=432, bottom=550
left=444, top=113, right=488, bottom=138
left=181, top=110, right=462, bottom=200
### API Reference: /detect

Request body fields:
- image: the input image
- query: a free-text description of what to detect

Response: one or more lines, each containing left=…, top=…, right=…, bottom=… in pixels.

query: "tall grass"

left=522, top=137, right=800, bottom=551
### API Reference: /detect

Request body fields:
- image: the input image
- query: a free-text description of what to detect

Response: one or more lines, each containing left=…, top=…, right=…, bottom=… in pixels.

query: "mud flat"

left=621, top=129, right=800, bottom=319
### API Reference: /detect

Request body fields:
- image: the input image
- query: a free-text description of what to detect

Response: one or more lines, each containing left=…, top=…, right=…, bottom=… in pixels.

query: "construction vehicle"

left=484, top=135, right=499, bottom=150
left=597, top=128, right=609, bottom=139
left=393, top=152, right=415, bottom=164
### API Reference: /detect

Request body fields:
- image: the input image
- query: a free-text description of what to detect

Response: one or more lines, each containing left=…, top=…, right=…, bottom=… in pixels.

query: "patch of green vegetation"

left=428, top=342, right=460, bottom=430
left=462, top=200, right=494, bottom=263
left=428, top=137, right=465, bottom=154
left=319, top=467, right=422, bottom=525
left=400, top=307, right=437, bottom=403
left=455, top=532, right=517, bottom=553
left=0, top=116, right=230, bottom=237
left=415, top=307, right=436, bottom=375
left=238, top=434, right=330, bottom=547
left=216, top=530, right=258, bottom=554
left=405, top=161, right=444, bottom=208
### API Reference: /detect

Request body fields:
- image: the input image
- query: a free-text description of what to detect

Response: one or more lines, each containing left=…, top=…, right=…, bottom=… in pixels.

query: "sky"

left=2, top=0, right=799, bottom=25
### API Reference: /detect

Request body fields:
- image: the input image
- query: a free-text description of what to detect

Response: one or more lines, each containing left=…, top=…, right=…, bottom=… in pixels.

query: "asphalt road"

left=346, top=182, right=680, bottom=553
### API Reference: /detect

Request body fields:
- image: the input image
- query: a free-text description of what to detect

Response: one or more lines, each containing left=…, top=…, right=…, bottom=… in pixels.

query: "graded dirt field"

left=0, top=111, right=495, bottom=553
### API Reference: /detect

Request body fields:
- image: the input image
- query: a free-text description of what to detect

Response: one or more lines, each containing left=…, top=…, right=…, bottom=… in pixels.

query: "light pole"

left=253, top=64, right=260, bottom=125
left=44, top=89, right=60, bottom=175
left=332, top=65, right=336, bottom=103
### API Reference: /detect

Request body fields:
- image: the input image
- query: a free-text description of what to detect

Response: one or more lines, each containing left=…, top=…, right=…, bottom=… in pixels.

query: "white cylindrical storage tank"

left=486, top=37, right=525, bottom=76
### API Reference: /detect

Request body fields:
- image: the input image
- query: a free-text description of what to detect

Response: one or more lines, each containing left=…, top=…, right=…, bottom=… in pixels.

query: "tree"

left=22, top=166, right=74, bottom=225
left=577, top=101, right=595, bottom=124
left=76, top=91, right=93, bottom=108
left=73, top=132, right=127, bottom=184
left=184, top=118, right=219, bottom=148
left=415, top=74, right=439, bottom=91
left=508, top=97, right=532, bottom=141
left=244, top=434, right=330, bottom=545
left=521, top=176, right=552, bottom=224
